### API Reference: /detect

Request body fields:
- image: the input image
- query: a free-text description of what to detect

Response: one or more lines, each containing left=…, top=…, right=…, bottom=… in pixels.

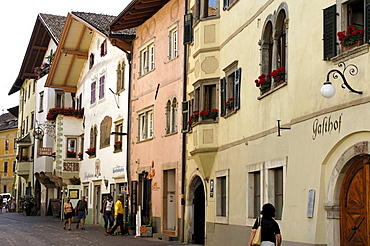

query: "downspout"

left=181, top=0, right=189, bottom=242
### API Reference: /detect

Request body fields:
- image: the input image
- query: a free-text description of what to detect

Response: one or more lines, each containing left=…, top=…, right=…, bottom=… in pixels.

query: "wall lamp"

left=321, top=62, right=362, bottom=98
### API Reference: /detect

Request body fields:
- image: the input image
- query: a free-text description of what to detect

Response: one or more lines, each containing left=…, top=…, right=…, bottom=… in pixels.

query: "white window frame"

left=246, top=157, right=287, bottom=225
left=138, top=107, right=154, bottom=141
left=215, top=169, right=229, bottom=224
left=139, top=39, right=155, bottom=76
left=168, top=24, right=178, bottom=60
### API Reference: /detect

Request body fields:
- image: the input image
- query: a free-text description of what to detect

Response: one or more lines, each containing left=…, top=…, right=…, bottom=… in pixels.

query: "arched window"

left=171, top=98, right=177, bottom=133
left=275, top=10, right=287, bottom=69
left=165, top=98, right=178, bottom=135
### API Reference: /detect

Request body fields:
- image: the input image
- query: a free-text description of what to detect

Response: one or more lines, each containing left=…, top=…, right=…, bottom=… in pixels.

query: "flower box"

left=46, top=107, right=84, bottom=121
left=67, top=151, right=76, bottom=158
left=85, top=147, right=96, bottom=156
left=337, top=25, right=364, bottom=51
left=200, top=108, right=218, bottom=120
left=255, top=67, right=285, bottom=94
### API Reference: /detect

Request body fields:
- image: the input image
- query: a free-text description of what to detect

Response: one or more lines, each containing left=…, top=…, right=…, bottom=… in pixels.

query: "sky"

left=0, top=0, right=131, bottom=115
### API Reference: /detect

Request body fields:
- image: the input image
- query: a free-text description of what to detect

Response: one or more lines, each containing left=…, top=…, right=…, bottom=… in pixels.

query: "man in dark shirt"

left=75, top=196, right=88, bottom=229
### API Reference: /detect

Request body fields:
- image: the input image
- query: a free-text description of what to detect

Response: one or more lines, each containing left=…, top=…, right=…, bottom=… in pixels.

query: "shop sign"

left=113, top=165, right=125, bottom=173
left=312, top=113, right=342, bottom=140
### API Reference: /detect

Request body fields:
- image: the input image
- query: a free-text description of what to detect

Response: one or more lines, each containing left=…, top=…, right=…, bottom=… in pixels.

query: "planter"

left=140, top=226, right=153, bottom=237
left=342, top=40, right=363, bottom=52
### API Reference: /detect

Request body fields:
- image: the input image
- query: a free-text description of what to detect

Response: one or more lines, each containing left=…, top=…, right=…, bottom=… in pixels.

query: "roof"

left=0, top=113, right=18, bottom=131
left=45, top=12, right=134, bottom=92
left=8, top=14, right=66, bottom=95
left=110, top=0, right=171, bottom=32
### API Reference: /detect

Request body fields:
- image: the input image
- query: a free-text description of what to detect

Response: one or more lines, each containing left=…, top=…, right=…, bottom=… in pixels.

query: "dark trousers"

left=104, top=212, right=114, bottom=229
left=109, top=213, right=124, bottom=235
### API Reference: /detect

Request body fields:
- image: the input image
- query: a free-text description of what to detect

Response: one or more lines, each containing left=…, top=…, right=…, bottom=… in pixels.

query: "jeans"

left=104, top=212, right=114, bottom=229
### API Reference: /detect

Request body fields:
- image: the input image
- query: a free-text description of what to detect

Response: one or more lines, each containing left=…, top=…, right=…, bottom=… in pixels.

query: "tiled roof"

left=72, top=12, right=135, bottom=36
left=39, top=13, right=66, bottom=43
left=0, top=113, right=18, bottom=131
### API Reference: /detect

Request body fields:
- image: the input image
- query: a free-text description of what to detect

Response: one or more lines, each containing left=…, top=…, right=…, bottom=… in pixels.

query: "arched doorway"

left=193, top=181, right=205, bottom=244
left=340, top=156, right=370, bottom=245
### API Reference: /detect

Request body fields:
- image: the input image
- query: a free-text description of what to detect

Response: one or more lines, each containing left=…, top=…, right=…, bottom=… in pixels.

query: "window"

left=258, top=5, right=287, bottom=95
left=223, top=0, right=237, bottom=10
left=190, top=79, right=219, bottom=122
left=76, top=93, right=83, bottom=110
left=12, top=161, right=16, bottom=173
left=90, top=126, right=97, bottom=149
left=5, top=140, right=9, bottom=151
left=4, top=162, right=8, bottom=173
left=138, top=108, right=153, bottom=141
left=195, top=0, right=219, bottom=20
left=55, top=90, right=64, bottom=108
left=117, top=62, right=125, bottom=92
left=14, top=138, right=17, bottom=149
left=89, top=53, right=94, bottom=69
left=324, top=0, right=368, bottom=59
left=30, top=112, right=34, bottom=130
left=166, top=98, right=178, bottom=134
left=114, top=122, right=123, bottom=152
left=140, top=41, right=155, bottom=76
left=220, top=62, right=241, bottom=116
left=91, top=81, right=96, bottom=104
left=39, top=91, right=44, bottom=112
left=99, top=75, right=105, bottom=100
left=66, top=138, right=77, bottom=158
left=247, top=158, right=285, bottom=221
left=215, top=169, right=229, bottom=223
left=100, top=40, right=107, bottom=57
left=169, top=26, right=178, bottom=60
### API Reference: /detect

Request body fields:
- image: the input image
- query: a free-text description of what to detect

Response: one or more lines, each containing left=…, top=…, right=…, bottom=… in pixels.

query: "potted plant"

left=114, top=141, right=122, bottom=151
left=187, top=110, right=199, bottom=126
left=200, top=108, right=218, bottom=120
left=78, top=152, right=83, bottom=160
left=270, top=67, right=285, bottom=86
left=67, top=151, right=76, bottom=158
left=337, top=25, right=364, bottom=51
left=225, top=98, right=234, bottom=111
left=255, top=73, right=271, bottom=94
left=85, top=147, right=96, bottom=157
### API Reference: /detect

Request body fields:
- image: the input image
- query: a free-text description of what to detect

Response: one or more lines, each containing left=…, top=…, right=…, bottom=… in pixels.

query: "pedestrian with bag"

left=63, top=197, right=73, bottom=230
left=102, top=195, right=115, bottom=235
left=75, top=195, right=88, bottom=230
left=109, top=194, right=125, bottom=236
left=248, top=203, right=282, bottom=246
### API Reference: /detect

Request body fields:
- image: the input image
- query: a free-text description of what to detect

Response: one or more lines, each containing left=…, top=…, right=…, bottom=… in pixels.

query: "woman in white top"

left=102, top=195, right=114, bottom=235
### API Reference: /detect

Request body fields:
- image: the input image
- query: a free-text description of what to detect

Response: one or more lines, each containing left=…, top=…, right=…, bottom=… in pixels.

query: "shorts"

left=65, top=212, right=74, bottom=219
left=77, top=210, right=86, bottom=219
left=261, top=241, right=275, bottom=246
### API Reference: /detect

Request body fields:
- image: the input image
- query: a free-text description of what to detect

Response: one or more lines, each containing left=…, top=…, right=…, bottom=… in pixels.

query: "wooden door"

left=340, top=157, right=370, bottom=245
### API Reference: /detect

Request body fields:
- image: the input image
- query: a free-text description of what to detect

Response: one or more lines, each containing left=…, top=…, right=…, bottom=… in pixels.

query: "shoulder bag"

left=251, top=217, right=261, bottom=245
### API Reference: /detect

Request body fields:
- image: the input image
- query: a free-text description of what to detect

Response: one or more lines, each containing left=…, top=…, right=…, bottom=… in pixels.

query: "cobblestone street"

left=0, top=212, right=193, bottom=246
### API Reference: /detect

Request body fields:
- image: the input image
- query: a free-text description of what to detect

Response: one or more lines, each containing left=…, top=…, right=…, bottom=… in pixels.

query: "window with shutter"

left=184, top=13, right=193, bottom=45
left=91, top=81, right=96, bottom=105
left=99, top=75, right=105, bottom=100
left=182, top=101, right=190, bottom=132
left=222, top=61, right=241, bottom=116
left=139, top=41, right=155, bottom=76
left=323, top=4, right=337, bottom=60
left=138, top=108, right=154, bottom=141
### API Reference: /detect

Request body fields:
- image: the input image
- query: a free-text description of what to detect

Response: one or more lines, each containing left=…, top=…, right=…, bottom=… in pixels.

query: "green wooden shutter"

left=366, top=0, right=370, bottom=43
left=184, top=13, right=193, bottom=45
left=182, top=101, right=190, bottom=132
left=323, top=4, right=337, bottom=60
left=220, top=77, right=226, bottom=117
left=234, top=68, right=241, bottom=110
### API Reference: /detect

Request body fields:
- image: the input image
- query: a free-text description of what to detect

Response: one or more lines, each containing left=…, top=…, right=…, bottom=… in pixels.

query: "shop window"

left=221, top=61, right=241, bottom=116
left=140, top=41, right=155, bottom=76
left=324, top=0, right=368, bottom=60
left=215, top=169, right=229, bottom=223
left=138, top=108, right=153, bottom=141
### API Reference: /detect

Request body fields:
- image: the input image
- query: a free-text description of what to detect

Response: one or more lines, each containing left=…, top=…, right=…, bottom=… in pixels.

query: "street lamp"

left=321, top=62, right=362, bottom=98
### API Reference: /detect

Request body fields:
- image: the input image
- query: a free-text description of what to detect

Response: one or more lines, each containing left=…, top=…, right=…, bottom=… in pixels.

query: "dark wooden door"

left=340, top=157, right=370, bottom=245
left=194, top=184, right=205, bottom=244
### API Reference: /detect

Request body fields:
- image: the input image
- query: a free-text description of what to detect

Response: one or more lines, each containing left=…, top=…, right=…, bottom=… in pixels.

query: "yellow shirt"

left=114, top=200, right=124, bottom=216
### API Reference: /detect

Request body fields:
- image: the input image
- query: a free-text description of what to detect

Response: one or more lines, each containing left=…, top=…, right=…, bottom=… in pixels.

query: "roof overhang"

left=110, top=0, right=171, bottom=32
left=45, top=13, right=94, bottom=92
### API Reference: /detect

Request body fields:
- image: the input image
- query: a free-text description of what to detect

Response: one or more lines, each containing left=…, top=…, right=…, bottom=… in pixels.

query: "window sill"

left=87, top=155, right=96, bottom=159
left=137, top=138, right=153, bottom=144
left=164, top=132, right=178, bottom=137
left=138, top=68, right=155, bottom=79
left=215, top=216, right=229, bottom=224
left=331, top=44, right=369, bottom=64
left=257, top=82, right=287, bottom=100
left=224, top=109, right=237, bottom=118
left=113, top=149, right=122, bottom=153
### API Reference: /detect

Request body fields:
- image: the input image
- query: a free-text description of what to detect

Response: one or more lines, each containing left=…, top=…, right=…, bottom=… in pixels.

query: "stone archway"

left=325, top=141, right=370, bottom=246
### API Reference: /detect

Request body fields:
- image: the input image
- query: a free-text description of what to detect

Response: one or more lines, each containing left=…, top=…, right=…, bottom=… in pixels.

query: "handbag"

left=251, top=217, right=261, bottom=245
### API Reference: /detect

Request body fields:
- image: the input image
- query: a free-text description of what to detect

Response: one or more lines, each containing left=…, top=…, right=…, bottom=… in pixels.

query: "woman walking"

left=102, top=195, right=115, bottom=235
left=248, top=203, right=282, bottom=246
left=63, top=197, right=74, bottom=230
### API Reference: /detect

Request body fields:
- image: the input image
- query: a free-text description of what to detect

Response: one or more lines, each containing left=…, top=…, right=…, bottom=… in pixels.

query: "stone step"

left=153, top=233, right=178, bottom=241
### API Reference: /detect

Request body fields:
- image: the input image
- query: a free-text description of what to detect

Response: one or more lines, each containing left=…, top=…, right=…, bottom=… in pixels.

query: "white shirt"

left=106, top=200, right=113, bottom=211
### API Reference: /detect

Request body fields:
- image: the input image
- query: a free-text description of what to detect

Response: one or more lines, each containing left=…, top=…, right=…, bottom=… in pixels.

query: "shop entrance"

left=340, top=156, right=370, bottom=245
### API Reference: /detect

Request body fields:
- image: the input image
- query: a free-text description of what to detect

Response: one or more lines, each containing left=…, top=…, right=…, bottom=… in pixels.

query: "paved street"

left=0, top=212, right=193, bottom=246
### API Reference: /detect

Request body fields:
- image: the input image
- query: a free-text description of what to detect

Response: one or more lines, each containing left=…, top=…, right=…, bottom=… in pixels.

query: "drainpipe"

left=181, top=0, right=189, bottom=242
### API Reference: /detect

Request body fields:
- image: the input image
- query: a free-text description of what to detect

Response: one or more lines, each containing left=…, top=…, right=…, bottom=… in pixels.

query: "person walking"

left=75, top=196, right=88, bottom=230
left=102, top=195, right=115, bottom=235
left=63, top=197, right=74, bottom=230
left=109, top=194, right=125, bottom=236
left=248, top=203, right=282, bottom=246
